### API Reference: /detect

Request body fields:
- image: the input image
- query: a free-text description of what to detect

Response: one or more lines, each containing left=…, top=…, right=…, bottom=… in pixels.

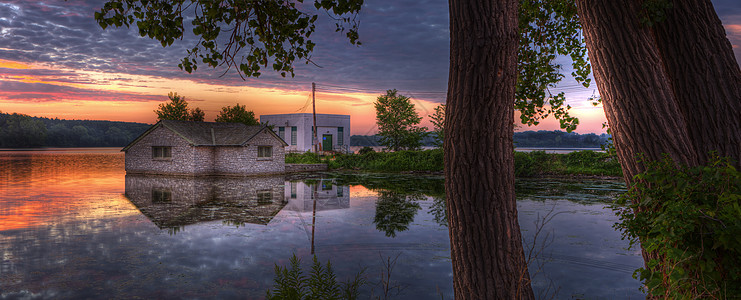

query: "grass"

left=286, top=149, right=622, bottom=177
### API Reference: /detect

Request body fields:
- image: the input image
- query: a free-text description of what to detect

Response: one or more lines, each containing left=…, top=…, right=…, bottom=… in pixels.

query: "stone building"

left=122, top=120, right=288, bottom=176
left=259, top=113, right=350, bottom=153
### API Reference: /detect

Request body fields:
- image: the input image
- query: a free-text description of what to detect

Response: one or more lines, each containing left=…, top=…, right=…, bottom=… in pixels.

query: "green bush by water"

left=285, top=152, right=323, bottom=164
left=287, top=149, right=622, bottom=177
left=613, top=154, right=741, bottom=298
left=327, top=149, right=444, bottom=172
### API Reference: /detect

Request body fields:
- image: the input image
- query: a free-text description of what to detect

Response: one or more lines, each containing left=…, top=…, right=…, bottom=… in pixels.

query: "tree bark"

left=652, top=0, right=741, bottom=168
left=445, top=0, right=534, bottom=298
left=575, top=0, right=699, bottom=182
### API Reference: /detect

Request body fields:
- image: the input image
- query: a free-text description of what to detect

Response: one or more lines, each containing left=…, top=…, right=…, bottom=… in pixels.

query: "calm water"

left=0, top=150, right=643, bottom=299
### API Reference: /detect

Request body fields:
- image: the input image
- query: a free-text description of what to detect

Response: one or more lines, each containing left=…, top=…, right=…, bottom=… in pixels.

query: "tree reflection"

left=374, top=191, right=423, bottom=237
left=430, top=195, right=448, bottom=227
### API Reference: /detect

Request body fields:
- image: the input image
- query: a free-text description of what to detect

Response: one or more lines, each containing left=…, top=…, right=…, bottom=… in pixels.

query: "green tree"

left=215, top=103, right=259, bottom=126
left=374, top=90, right=427, bottom=151
left=95, top=0, right=362, bottom=78
left=428, top=104, right=445, bottom=147
left=155, top=92, right=205, bottom=122
left=0, top=113, right=47, bottom=148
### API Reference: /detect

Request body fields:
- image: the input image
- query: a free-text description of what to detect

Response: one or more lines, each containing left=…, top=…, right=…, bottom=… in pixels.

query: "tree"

left=0, top=113, right=47, bottom=148
left=650, top=0, right=741, bottom=168
left=95, top=0, right=362, bottom=78
left=374, top=90, right=427, bottom=151
left=575, top=0, right=740, bottom=296
left=428, top=104, right=445, bottom=147
left=574, top=0, right=740, bottom=179
left=445, top=0, right=534, bottom=298
left=155, top=92, right=205, bottom=122
left=215, top=103, right=259, bottom=126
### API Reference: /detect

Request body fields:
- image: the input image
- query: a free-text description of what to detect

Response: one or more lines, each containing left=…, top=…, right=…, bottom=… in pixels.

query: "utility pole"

left=312, top=82, right=318, bottom=154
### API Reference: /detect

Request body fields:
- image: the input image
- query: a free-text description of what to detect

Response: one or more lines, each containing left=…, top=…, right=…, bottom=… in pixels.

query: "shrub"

left=358, top=146, right=375, bottom=155
left=285, top=152, right=322, bottom=164
left=613, top=154, right=741, bottom=298
left=266, top=254, right=365, bottom=300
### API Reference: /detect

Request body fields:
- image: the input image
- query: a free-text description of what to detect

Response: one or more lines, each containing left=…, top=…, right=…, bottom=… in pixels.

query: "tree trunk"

left=445, top=0, right=534, bottom=298
left=651, top=0, right=741, bottom=168
left=575, top=0, right=699, bottom=182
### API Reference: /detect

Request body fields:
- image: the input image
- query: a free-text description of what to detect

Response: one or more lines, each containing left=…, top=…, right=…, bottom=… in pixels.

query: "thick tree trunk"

left=445, top=0, right=534, bottom=298
left=575, top=0, right=699, bottom=182
left=652, top=0, right=741, bottom=168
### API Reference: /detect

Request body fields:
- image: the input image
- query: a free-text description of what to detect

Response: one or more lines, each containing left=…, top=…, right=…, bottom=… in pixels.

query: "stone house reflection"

left=124, top=175, right=286, bottom=230
left=283, top=179, right=350, bottom=212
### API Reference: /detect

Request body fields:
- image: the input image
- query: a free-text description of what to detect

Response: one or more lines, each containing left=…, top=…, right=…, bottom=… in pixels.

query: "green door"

left=322, top=134, right=333, bottom=151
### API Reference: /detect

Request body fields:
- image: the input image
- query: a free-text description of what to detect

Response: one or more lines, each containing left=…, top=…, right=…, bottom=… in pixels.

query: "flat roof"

left=260, top=113, right=350, bottom=118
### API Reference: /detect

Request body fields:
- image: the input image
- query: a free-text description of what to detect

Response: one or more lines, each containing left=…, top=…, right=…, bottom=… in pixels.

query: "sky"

left=0, top=0, right=740, bottom=135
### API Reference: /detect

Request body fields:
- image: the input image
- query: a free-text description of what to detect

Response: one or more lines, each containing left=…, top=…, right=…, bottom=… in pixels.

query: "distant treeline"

left=0, top=112, right=151, bottom=148
left=351, top=130, right=610, bottom=148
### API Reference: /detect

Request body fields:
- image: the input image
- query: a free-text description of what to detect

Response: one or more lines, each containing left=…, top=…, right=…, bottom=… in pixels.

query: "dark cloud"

left=0, top=80, right=163, bottom=102
left=0, top=0, right=738, bottom=106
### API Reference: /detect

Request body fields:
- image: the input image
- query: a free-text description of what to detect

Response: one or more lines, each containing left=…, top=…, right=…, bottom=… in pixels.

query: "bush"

left=328, top=149, right=443, bottom=172
left=285, top=152, right=322, bottom=164
left=358, top=146, right=375, bottom=155
left=266, top=254, right=365, bottom=300
left=613, top=154, right=741, bottom=298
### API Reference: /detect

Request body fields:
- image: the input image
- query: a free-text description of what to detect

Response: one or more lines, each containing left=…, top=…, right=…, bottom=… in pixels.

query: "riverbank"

left=285, top=149, right=623, bottom=178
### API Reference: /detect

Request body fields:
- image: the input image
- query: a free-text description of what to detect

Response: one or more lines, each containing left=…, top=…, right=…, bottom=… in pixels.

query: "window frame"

left=152, top=146, right=172, bottom=160
left=257, top=145, right=273, bottom=159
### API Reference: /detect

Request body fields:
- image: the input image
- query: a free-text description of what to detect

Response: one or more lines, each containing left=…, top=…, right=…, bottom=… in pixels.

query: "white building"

left=260, top=113, right=350, bottom=153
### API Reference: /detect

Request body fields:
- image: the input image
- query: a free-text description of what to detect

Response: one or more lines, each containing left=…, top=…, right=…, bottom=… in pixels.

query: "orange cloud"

left=726, top=24, right=741, bottom=36
left=0, top=59, right=33, bottom=70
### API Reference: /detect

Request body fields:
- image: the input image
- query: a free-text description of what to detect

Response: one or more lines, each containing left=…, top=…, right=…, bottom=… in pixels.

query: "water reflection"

left=125, top=175, right=288, bottom=232
left=374, top=191, right=423, bottom=237
left=1, top=151, right=643, bottom=299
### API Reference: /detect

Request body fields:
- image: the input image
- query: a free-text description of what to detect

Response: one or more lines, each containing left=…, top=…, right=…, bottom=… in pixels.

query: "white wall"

left=260, top=113, right=350, bottom=153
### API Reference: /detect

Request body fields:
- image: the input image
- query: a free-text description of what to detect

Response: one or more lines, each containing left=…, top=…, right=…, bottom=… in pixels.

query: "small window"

left=337, top=186, right=344, bottom=197
left=278, top=127, right=285, bottom=141
left=291, top=127, right=297, bottom=145
left=152, top=146, right=172, bottom=159
left=258, top=146, right=272, bottom=158
left=290, top=182, right=297, bottom=199
left=152, top=188, right=172, bottom=203
left=257, top=190, right=272, bottom=205
left=338, top=127, right=344, bottom=145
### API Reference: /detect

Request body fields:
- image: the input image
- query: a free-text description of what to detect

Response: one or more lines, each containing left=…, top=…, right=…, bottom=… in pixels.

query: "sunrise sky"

left=1, top=0, right=740, bottom=135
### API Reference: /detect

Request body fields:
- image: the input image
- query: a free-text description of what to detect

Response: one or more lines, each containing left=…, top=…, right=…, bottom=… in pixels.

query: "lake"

left=0, top=150, right=643, bottom=299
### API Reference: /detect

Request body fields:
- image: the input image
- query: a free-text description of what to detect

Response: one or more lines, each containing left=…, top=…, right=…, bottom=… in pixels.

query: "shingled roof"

left=122, top=120, right=287, bottom=151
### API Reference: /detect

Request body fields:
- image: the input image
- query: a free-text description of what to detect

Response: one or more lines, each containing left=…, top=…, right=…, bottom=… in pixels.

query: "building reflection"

left=124, top=175, right=287, bottom=230
left=124, top=175, right=354, bottom=238
left=283, top=179, right=350, bottom=212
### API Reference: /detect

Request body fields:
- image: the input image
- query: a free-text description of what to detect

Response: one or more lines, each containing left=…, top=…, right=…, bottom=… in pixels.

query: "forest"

left=351, top=130, right=610, bottom=148
left=0, top=112, right=151, bottom=148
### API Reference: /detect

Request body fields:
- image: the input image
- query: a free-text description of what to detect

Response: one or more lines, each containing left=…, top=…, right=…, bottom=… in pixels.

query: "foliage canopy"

left=155, top=92, right=205, bottom=122
left=613, top=154, right=741, bottom=298
left=95, top=0, right=362, bottom=78
left=215, top=103, right=259, bottom=126
left=428, top=104, right=445, bottom=147
left=516, top=0, right=591, bottom=132
left=374, top=89, right=427, bottom=151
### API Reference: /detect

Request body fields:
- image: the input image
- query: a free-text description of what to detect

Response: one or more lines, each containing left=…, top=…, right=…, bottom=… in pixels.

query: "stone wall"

left=126, top=126, right=286, bottom=176
left=214, top=129, right=285, bottom=175
left=125, top=126, right=197, bottom=175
